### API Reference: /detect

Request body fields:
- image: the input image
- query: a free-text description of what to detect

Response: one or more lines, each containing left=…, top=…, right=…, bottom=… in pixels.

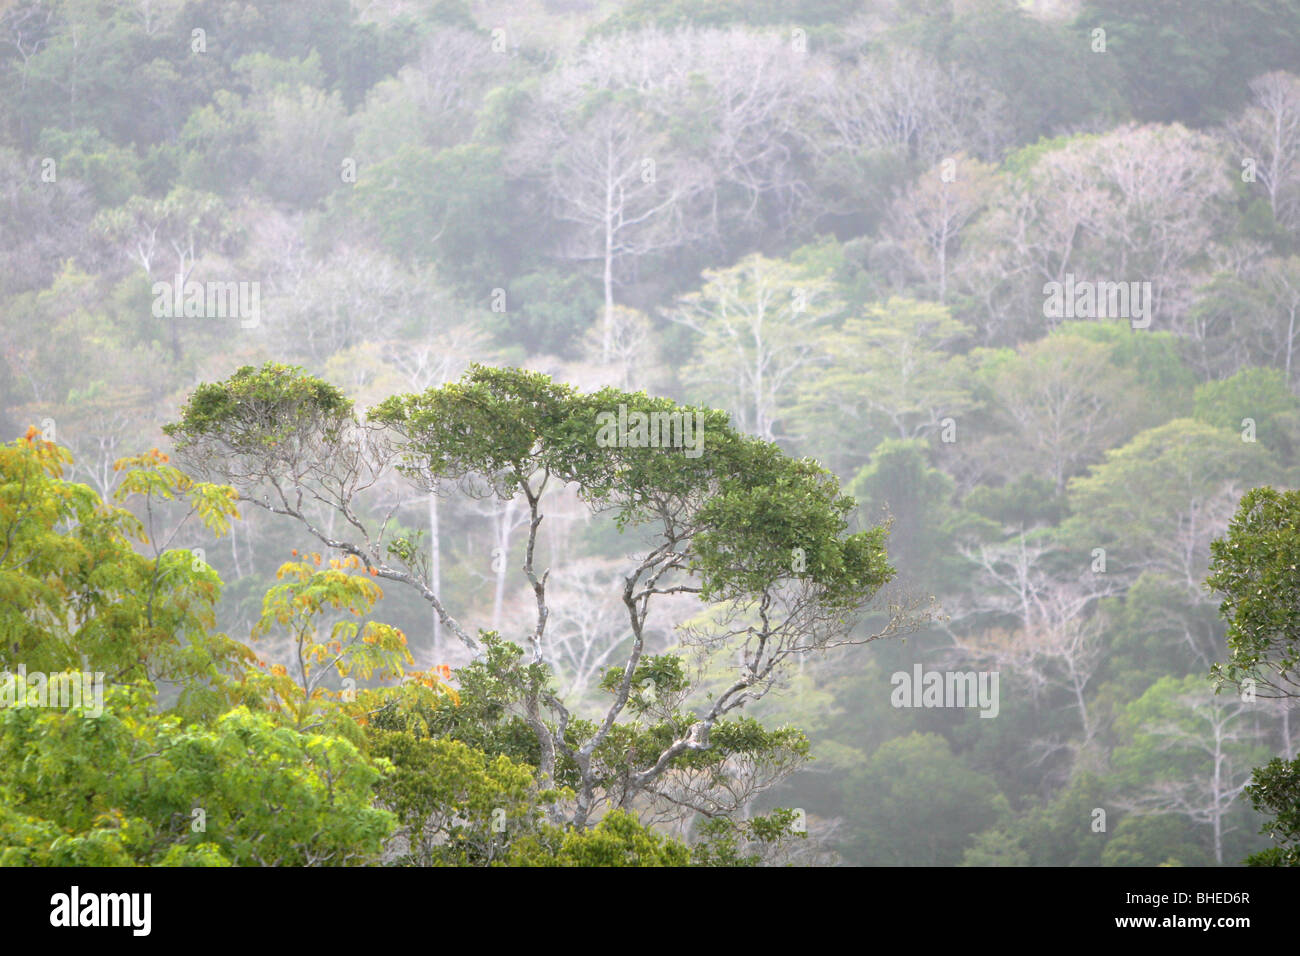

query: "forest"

left=2, top=0, right=1300, bottom=867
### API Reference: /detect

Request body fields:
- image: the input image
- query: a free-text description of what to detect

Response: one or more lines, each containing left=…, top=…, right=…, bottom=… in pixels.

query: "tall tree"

left=1112, top=675, right=1268, bottom=865
left=1226, top=71, right=1300, bottom=233
left=1208, top=487, right=1300, bottom=702
left=978, top=333, right=1146, bottom=495
left=165, top=363, right=932, bottom=829
left=670, top=253, right=842, bottom=442
left=512, top=84, right=711, bottom=359
left=801, top=297, right=970, bottom=460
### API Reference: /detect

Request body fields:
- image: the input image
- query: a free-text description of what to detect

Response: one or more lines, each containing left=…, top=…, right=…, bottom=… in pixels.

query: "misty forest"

left=3, top=0, right=1300, bottom=868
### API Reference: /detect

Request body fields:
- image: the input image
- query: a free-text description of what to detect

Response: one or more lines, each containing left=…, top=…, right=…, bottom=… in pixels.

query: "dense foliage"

left=3, top=0, right=1300, bottom=865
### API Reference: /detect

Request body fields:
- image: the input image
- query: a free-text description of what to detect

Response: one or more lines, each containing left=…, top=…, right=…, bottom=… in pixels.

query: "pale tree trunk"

left=229, top=517, right=243, bottom=579
left=1286, top=303, right=1296, bottom=388
left=428, top=492, right=441, bottom=661
left=1211, top=720, right=1228, bottom=865
left=491, top=497, right=521, bottom=633
left=752, top=290, right=767, bottom=438
left=937, top=186, right=949, bottom=303
left=603, top=160, right=616, bottom=362
left=1282, top=702, right=1294, bottom=759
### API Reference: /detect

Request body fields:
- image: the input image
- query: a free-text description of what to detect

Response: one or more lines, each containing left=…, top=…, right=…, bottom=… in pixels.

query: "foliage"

left=0, top=431, right=251, bottom=717
left=505, top=810, right=691, bottom=867
left=1208, top=487, right=1300, bottom=699
left=6, top=0, right=1300, bottom=869
left=843, top=732, right=1008, bottom=866
left=0, top=686, right=393, bottom=867
left=1243, top=756, right=1300, bottom=866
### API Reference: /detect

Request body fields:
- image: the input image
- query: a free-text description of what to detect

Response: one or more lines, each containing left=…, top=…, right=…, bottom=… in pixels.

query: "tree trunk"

left=603, top=152, right=616, bottom=361
left=428, top=492, right=441, bottom=661
left=491, top=498, right=519, bottom=634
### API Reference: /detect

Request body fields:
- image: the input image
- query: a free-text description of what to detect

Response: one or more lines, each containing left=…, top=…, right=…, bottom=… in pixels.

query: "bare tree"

left=880, top=153, right=997, bottom=303
left=511, top=80, right=711, bottom=359
left=1119, top=686, right=1265, bottom=865
left=805, top=46, right=1012, bottom=169
left=669, top=253, right=841, bottom=441
left=1226, top=71, right=1300, bottom=232
left=563, top=27, right=816, bottom=240
left=957, top=124, right=1233, bottom=343
left=949, top=569, right=1114, bottom=750
left=983, top=334, right=1145, bottom=494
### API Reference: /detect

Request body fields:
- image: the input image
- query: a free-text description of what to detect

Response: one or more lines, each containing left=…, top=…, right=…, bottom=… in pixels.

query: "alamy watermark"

left=596, top=404, right=704, bottom=458
left=151, top=274, right=260, bottom=329
left=50, top=886, right=150, bottom=936
left=890, top=664, right=1000, bottom=718
left=0, top=665, right=105, bottom=718
left=1043, top=274, right=1151, bottom=329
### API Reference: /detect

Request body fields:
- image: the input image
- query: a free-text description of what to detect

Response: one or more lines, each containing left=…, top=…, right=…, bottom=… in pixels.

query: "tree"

left=520, top=557, right=638, bottom=698
left=1077, top=0, right=1300, bottom=125
left=261, top=248, right=453, bottom=367
left=506, top=810, right=692, bottom=866
left=512, top=83, right=711, bottom=359
left=90, top=187, right=236, bottom=360
left=806, top=46, right=1010, bottom=170
left=352, top=142, right=517, bottom=291
left=1056, top=319, right=1196, bottom=421
left=1111, top=675, right=1268, bottom=865
left=251, top=83, right=350, bottom=207
left=164, top=362, right=930, bottom=831
left=842, top=732, right=1008, bottom=866
left=0, top=433, right=701, bottom=867
left=846, top=437, right=958, bottom=586
left=1066, top=419, right=1277, bottom=627
left=1193, top=367, right=1300, bottom=463
left=249, top=553, right=428, bottom=731
left=1208, top=487, right=1300, bottom=701
left=1243, top=755, right=1300, bottom=865
left=958, top=125, right=1233, bottom=343
left=0, top=686, right=395, bottom=867
left=879, top=153, right=997, bottom=303
left=366, top=730, right=550, bottom=867
left=321, top=324, right=492, bottom=660
left=92, top=186, right=231, bottom=283
left=0, top=434, right=394, bottom=866
left=978, top=333, right=1146, bottom=495
left=1246, top=258, right=1300, bottom=388
left=953, top=591, right=1111, bottom=755
left=670, top=253, right=843, bottom=442
left=350, top=27, right=515, bottom=159
left=948, top=523, right=1120, bottom=758
left=553, top=27, right=816, bottom=248
left=0, top=430, right=248, bottom=711
left=1100, top=814, right=1212, bottom=867
left=1226, top=71, right=1300, bottom=233
left=937, top=0, right=1121, bottom=147
left=961, top=772, right=1110, bottom=868
left=801, top=297, right=970, bottom=462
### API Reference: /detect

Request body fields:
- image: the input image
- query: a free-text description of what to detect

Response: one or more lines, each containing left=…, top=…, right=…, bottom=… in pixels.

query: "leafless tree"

left=669, top=253, right=840, bottom=441
left=1225, top=71, right=1300, bottom=232
left=983, top=335, right=1145, bottom=494
left=880, top=153, right=997, bottom=302
left=805, top=46, right=1013, bottom=169
left=956, top=124, right=1232, bottom=343
left=511, top=76, right=712, bottom=359
left=1119, top=688, right=1265, bottom=865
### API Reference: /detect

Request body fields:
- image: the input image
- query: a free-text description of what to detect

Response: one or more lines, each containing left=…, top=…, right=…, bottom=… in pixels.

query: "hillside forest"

left=3, top=0, right=1300, bottom=867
